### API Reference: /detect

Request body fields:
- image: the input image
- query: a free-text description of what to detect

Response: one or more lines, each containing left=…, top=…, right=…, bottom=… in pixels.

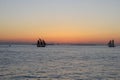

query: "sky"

left=0, top=0, right=120, bottom=44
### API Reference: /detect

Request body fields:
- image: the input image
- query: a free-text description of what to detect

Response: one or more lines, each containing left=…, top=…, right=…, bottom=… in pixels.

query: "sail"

left=108, top=40, right=115, bottom=47
left=111, top=40, right=115, bottom=47
left=37, top=38, right=46, bottom=47
left=37, top=39, right=40, bottom=47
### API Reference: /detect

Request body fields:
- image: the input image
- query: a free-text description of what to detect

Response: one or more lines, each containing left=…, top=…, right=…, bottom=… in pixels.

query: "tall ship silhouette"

left=108, top=40, right=115, bottom=47
left=37, top=38, right=46, bottom=47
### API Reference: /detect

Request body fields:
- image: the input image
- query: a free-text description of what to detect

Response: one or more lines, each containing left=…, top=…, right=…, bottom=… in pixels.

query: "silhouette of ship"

left=108, top=40, right=115, bottom=47
left=37, top=38, right=46, bottom=47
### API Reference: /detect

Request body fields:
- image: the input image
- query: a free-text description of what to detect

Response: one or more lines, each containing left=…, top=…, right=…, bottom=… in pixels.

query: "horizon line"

left=0, top=42, right=120, bottom=46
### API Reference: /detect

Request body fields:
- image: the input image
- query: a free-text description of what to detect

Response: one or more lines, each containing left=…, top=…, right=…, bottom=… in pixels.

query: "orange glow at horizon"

left=0, top=30, right=119, bottom=44
left=0, top=21, right=120, bottom=44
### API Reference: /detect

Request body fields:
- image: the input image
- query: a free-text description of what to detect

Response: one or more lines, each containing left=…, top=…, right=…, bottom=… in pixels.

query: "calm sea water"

left=0, top=45, right=120, bottom=80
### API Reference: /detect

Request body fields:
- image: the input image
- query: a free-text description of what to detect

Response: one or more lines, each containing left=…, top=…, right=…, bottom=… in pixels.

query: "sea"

left=0, top=45, right=120, bottom=80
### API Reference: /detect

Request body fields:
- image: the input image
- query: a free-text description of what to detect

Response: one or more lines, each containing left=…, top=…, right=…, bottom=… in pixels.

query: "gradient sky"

left=0, top=0, right=120, bottom=44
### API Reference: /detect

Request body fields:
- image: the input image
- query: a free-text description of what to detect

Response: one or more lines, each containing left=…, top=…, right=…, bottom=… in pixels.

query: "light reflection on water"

left=0, top=45, right=120, bottom=80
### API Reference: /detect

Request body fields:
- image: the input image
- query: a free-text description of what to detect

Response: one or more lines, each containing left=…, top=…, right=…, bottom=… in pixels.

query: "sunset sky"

left=0, top=0, right=120, bottom=44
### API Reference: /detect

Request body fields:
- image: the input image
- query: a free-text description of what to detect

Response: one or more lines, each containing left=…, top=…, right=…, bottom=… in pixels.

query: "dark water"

left=0, top=45, right=120, bottom=80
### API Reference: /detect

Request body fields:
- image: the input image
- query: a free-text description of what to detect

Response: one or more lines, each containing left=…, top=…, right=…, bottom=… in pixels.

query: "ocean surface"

left=0, top=45, right=120, bottom=80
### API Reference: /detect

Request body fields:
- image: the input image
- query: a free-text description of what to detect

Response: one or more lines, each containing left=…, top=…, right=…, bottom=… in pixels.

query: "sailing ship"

left=37, top=38, right=46, bottom=47
left=108, top=40, right=115, bottom=47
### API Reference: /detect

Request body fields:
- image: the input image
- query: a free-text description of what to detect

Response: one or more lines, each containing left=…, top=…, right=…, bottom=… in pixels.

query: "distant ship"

left=108, top=40, right=115, bottom=47
left=37, top=38, right=46, bottom=47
